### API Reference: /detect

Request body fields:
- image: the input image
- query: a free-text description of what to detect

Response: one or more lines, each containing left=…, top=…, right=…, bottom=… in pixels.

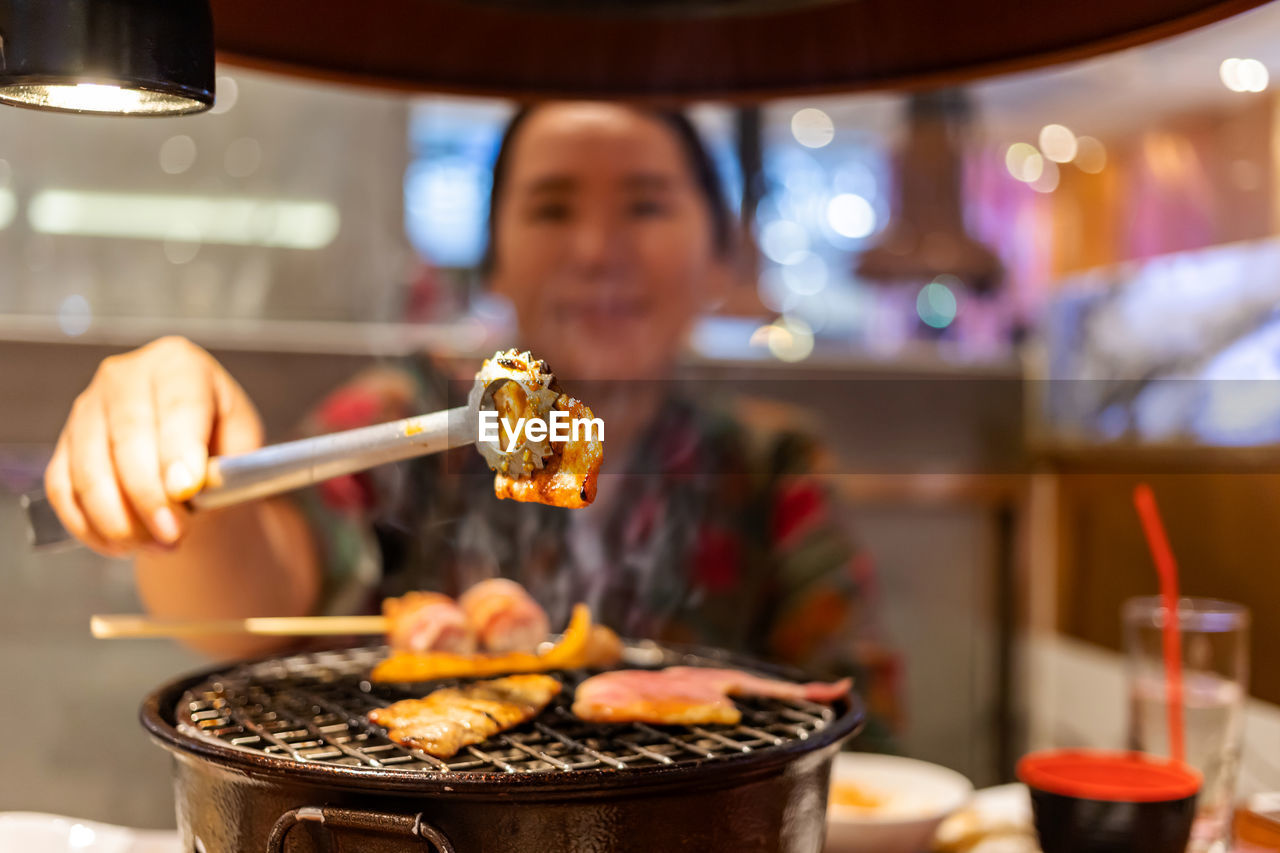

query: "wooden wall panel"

left=1054, top=470, right=1280, bottom=703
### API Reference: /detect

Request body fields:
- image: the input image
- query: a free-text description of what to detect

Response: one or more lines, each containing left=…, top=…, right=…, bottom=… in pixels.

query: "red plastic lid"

left=1017, top=750, right=1201, bottom=803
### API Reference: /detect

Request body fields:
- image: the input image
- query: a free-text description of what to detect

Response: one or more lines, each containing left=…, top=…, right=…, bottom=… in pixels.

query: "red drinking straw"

left=1132, top=483, right=1186, bottom=767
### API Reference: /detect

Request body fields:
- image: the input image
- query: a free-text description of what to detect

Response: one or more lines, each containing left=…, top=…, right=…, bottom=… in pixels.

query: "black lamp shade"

left=0, top=0, right=214, bottom=115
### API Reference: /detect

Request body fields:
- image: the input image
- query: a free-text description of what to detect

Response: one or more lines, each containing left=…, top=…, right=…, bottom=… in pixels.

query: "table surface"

left=4, top=796, right=1258, bottom=853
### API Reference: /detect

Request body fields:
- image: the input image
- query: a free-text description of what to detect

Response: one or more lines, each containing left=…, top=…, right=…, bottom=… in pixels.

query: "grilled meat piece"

left=458, top=578, right=550, bottom=654
left=368, top=674, right=562, bottom=759
left=571, top=667, right=851, bottom=726
left=493, top=394, right=602, bottom=508
left=383, top=591, right=477, bottom=654
left=372, top=603, right=595, bottom=683
left=573, top=669, right=742, bottom=725
left=678, top=668, right=852, bottom=704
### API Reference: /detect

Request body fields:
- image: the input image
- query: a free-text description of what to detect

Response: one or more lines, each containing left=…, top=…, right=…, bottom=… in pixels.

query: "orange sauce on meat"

left=493, top=394, right=602, bottom=508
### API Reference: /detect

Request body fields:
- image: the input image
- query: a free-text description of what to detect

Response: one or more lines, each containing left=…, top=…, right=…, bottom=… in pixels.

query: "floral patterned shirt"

left=293, top=355, right=901, bottom=749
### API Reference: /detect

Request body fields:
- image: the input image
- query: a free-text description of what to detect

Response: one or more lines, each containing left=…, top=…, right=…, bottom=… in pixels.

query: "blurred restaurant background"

left=6, top=0, right=1280, bottom=829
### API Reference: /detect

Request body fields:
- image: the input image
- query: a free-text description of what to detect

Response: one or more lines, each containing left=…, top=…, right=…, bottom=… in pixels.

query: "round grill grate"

left=174, top=644, right=848, bottom=777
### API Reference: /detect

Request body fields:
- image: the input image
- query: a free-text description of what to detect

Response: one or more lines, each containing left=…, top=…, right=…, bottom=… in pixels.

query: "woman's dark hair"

left=481, top=104, right=734, bottom=273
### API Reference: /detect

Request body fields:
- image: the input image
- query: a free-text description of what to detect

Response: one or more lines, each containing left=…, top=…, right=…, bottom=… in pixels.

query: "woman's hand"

left=44, top=336, right=263, bottom=556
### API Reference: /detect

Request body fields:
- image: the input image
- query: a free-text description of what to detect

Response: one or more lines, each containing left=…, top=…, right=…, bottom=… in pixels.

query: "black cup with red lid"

left=1017, top=749, right=1201, bottom=853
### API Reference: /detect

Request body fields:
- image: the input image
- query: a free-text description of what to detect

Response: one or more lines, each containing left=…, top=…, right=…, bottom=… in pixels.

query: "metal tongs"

left=23, top=349, right=562, bottom=551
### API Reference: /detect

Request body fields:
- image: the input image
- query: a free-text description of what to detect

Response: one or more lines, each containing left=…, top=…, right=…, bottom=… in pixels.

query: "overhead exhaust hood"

left=205, top=0, right=1270, bottom=99
left=856, top=89, right=1003, bottom=294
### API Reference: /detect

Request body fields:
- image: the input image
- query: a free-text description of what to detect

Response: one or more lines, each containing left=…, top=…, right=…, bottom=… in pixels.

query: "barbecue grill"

left=142, top=641, right=863, bottom=852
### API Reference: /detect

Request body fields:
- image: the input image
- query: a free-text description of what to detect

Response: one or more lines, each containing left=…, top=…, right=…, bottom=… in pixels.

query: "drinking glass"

left=1125, top=596, right=1250, bottom=853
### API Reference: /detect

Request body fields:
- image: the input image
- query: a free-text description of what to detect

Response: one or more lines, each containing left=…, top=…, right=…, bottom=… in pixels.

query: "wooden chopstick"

left=90, top=614, right=390, bottom=639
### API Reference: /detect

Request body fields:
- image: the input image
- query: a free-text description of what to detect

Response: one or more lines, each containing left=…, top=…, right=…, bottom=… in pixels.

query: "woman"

left=44, top=102, right=897, bottom=746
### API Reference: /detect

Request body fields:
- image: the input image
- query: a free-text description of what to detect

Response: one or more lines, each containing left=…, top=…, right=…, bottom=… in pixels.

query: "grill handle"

left=266, top=806, right=455, bottom=853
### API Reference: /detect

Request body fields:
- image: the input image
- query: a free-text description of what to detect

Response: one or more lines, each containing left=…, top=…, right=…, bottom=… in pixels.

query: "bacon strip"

left=571, top=667, right=851, bottom=726
left=383, top=591, right=476, bottom=654
left=458, top=578, right=550, bottom=654
left=671, top=667, right=853, bottom=704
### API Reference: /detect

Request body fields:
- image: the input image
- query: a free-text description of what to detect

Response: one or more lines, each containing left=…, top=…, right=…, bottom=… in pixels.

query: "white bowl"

left=824, top=753, right=975, bottom=853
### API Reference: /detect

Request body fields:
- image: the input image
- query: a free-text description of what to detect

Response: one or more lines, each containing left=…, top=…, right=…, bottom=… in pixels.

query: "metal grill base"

left=142, top=642, right=863, bottom=853
left=169, top=745, right=839, bottom=853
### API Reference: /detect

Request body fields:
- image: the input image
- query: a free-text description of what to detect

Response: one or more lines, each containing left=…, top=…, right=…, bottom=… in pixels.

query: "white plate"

left=824, top=753, right=974, bottom=853
left=0, top=813, right=179, bottom=853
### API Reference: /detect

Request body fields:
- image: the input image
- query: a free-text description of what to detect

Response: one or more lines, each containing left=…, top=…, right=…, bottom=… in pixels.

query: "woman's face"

left=488, top=103, right=728, bottom=382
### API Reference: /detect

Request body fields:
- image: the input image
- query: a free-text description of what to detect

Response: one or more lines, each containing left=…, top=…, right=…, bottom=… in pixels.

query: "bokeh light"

left=757, top=267, right=799, bottom=314
left=759, top=219, right=810, bottom=264
left=790, top=108, right=835, bottom=149
left=825, top=193, right=876, bottom=239
left=1038, top=124, right=1078, bottom=163
left=765, top=316, right=815, bottom=362
left=159, top=135, right=197, bottom=175
left=1238, top=59, right=1269, bottom=91
left=1220, top=58, right=1241, bottom=90
left=781, top=251, right=829, bottom=295
left=1005, top=143, right=1044, bottom=183
left=833, top=161, right=877, bottom=199
left=405, top=156, right=489, bottom=267
left=57, top=295, right=92, bottom=337
left=67, top=824, right=97, bottom=849
left=1220, top=57, right=1269, bottom=93
left=916, top=279, right=958, bottom=329
left=209, top=76, right=239, bottom=114
left=0, top=188, right=14, bottom=230
left=793, top=294, right=831, bottom=334
left=1030, top=159, right=1060, bottom=193
left=1073, top=136, right=1107, bottom=173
